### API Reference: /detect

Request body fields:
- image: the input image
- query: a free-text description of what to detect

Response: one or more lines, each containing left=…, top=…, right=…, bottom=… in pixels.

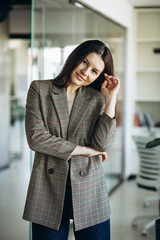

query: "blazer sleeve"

left=25, top=81, right=77, bottom=161
left=89, top=110, right=116, bottom=152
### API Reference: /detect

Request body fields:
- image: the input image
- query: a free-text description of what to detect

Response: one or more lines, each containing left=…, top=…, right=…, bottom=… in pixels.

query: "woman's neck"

left=66, top=85, right=79, bottom=101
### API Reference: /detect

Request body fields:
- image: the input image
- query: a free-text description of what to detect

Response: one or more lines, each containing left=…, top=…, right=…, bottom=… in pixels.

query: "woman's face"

left=70, top=52, right=105, bottom=88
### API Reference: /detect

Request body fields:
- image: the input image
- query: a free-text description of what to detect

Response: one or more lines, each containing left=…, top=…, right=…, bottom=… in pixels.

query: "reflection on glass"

left=31, top=0, right=125, bottom=193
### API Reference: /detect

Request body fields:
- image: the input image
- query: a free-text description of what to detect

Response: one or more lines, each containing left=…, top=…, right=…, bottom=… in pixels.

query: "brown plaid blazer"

left=23, top=79, right=116, bottom=231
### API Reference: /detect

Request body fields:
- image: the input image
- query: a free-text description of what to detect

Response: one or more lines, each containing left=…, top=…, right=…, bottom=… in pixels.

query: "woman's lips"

left=76, top=72, right=85, bottom=81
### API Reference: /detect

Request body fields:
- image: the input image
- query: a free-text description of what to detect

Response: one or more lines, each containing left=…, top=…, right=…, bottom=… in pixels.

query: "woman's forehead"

left=85, top=52, right=105, bottom=72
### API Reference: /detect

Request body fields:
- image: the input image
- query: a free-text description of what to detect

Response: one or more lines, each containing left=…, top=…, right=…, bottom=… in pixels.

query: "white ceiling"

left=127, top=0, right=160, bottom=7
left=34, top=0, right=76, bottom=10
left=35, top=0, right=160, bottom=9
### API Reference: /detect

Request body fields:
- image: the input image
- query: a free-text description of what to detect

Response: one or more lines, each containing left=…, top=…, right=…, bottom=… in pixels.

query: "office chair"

left=132, top=136, right=160, bottom=236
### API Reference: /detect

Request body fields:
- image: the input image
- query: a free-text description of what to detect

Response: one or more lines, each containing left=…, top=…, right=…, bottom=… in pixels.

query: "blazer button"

left=48, top=168, right=54, bottom=174
left=79, top=171, right=86, bottom=177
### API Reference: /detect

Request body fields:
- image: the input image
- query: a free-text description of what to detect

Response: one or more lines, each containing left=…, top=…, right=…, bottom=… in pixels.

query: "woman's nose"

left=81, top=67, right=90, bottom=76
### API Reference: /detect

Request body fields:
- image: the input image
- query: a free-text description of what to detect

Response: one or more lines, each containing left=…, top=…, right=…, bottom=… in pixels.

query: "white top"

left=68, top=99, right=74, bottom=115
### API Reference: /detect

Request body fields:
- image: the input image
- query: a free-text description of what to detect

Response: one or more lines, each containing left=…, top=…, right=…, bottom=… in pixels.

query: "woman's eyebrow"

left=85, top=57, right=100, bottom=72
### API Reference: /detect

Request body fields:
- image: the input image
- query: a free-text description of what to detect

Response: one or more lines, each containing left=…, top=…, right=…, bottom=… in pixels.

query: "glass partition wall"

left=31, top=0, right=125, bottom=193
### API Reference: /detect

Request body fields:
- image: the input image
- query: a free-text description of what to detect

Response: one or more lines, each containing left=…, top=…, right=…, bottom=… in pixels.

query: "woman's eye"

left=83, top=59, right=87, bottom=64
left=92, top=69, right=97, bottom=74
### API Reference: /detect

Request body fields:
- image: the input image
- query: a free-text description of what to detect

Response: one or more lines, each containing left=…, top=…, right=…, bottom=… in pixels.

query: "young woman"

left=23, top=39, right=120, bottom=240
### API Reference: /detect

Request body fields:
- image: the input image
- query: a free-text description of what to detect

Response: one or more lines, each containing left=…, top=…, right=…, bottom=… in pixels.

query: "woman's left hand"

left=101, top=73, right=120, bottom=99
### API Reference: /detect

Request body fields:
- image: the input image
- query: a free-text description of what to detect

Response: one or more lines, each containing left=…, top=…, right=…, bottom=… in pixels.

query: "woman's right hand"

left=71, top=145, right=107, bottom=162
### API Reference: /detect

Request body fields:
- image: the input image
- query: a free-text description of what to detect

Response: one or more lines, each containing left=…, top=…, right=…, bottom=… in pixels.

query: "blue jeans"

left=32, top=219, right=110, bottom=240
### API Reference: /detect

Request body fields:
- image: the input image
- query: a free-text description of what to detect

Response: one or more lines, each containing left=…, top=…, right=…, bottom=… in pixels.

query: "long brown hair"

left=54, top=39, right=114, bottom=91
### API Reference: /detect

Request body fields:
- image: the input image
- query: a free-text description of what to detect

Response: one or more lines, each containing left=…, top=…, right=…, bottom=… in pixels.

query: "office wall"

left=8, top=10, right=31, bottom=35
left=0, top=20, right=10, bottom=169
left=14, top=42, right=29, bottom=105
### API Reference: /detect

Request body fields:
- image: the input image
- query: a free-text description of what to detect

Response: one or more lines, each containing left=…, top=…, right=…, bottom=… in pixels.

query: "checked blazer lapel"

left=68, top=86, right=92, bottom=137
left=50, top=84, right=69, bottom=140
